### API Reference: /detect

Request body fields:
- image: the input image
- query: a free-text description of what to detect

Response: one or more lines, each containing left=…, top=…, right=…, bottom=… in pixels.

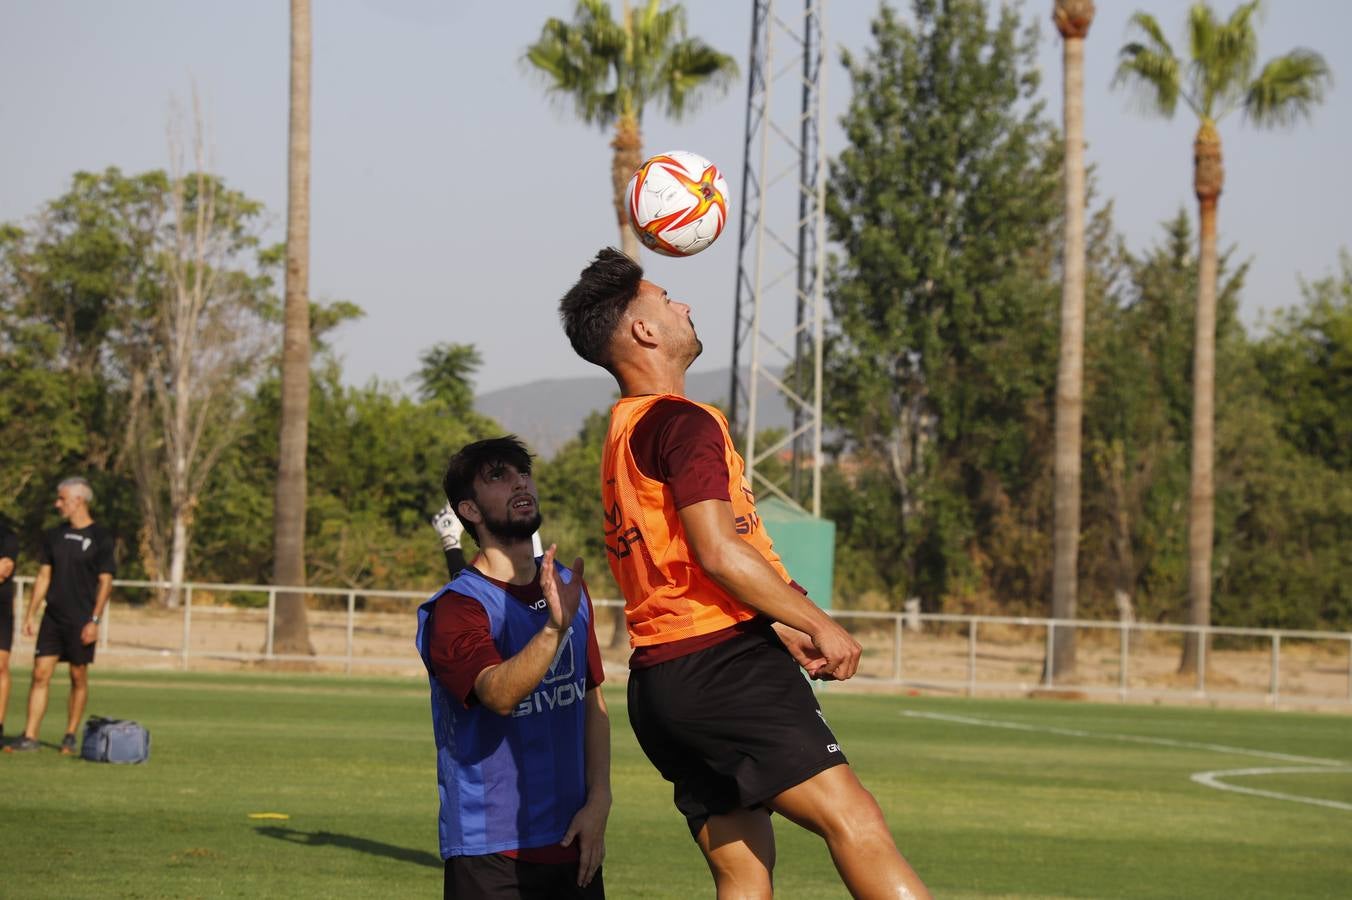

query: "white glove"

left=430, top=502, right=464, bottom=551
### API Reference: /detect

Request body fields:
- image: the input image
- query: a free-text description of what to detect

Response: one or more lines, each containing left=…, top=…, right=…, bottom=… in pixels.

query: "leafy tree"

left=1113, top=0, right=1331, bottom=672
left=825, top=0, right=1061, bottom=611
left=1253, top=253, right=1352, bottom=472
left=0, top=168, right=174, bottom=572
left=124, top=104, right=276, bottom=607
left=524, top=0, right=738, bottom=259
left=1050, top=0, right=1096, bottom=674
left=274, top=0, right=315, bottom=654
left=416, top=342, right=483, bottom=418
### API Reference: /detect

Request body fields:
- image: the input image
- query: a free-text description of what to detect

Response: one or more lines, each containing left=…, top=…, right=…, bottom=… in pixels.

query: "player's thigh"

left=30, top=653, right=59, bottom=682
left=68, top=662, right=89, bottom=687
left=0, top=648, right=10, bottom=673
left=766, top=763, right=889, bottom=840
left=696, top=806, right=776, bottom=898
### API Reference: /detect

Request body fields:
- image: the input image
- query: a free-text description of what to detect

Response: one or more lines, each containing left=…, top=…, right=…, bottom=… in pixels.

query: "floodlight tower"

left=728, top=0, right=828, bottom=515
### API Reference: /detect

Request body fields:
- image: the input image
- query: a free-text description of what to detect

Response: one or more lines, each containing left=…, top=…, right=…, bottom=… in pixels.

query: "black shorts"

left=627, top=619, right=847, bottom=836
left=444, top=855, right=603, bottom=900
left=35, top=615, right=96, bottom=665
left=0, top=594, right=12, bottom=653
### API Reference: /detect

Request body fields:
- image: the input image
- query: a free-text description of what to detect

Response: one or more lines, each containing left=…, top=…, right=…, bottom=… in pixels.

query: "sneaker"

left=60, top=734, right=78, bottom=756
left=4, top=736, right=41, bottom=753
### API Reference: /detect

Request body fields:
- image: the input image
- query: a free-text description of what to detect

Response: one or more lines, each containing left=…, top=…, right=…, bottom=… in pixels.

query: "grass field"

left=1, top=669, right=1349, bottom=899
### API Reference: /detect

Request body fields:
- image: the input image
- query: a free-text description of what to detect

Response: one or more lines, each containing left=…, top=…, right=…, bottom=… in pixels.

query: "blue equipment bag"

left=81, top=716, right=151, bottom=764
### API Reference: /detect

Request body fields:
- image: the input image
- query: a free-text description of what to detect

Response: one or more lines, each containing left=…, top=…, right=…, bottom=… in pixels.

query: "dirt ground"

left=12, top=598, right=1350, bottom=713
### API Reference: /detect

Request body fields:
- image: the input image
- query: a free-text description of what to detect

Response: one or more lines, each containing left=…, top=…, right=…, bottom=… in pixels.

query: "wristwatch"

left=91, top=615, right=101, bottom=625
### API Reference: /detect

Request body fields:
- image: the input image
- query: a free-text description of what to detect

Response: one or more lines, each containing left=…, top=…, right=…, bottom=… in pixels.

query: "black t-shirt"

left=0, top=523, right=17, bottom=608
left=38, top=523, right=116, bottom=623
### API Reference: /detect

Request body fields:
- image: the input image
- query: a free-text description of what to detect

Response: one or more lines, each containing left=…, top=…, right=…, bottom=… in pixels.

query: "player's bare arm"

left=562, top=685, right=611, bottom=887
left=81, top=572, right=113, bottom=646
left=678, top=498, right=862, bottom=680
left=22, top=565, right=52, bottom=638
left=471, top=545, right=584, bottom=715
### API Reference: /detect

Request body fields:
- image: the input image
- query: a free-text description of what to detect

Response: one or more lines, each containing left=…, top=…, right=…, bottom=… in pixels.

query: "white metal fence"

left=8, top=576, right=1350, bottom=709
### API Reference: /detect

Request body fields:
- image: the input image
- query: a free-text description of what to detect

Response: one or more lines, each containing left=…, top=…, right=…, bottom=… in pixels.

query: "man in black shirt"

left=6, top=478, right=115, bottom=754
left=0, top=520, right=18, bottom=746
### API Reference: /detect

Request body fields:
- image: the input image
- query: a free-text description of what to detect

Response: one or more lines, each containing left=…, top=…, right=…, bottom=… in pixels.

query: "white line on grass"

left=1190, top=767, right=1352, bottom=812
left=901, top=710, right=1352, bottom=812
left=900, top=710, right=1347, bottom=766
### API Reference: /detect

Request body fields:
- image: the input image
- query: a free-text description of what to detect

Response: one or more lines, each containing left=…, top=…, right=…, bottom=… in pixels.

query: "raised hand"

left=539, top=544, right=585, bottom=634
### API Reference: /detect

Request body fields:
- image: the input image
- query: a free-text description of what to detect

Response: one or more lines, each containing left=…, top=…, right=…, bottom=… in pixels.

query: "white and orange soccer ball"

left=625, top=150, right=730, bottom=257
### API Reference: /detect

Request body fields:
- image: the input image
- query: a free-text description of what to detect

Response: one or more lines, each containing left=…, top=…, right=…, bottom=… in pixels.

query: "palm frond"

left=661, top=39, right=738, bottom=120
left=1188, top=0, right=1260, bottom=117
left=524, top=0, right=738, bottom=130
left=523, top=4, right=627, bottom=127
left=1244, top=48, right=1332, bottom=128
left=1125, top=12, right=1175, bottom=58
left=1113, top=42, right=1184, bottom=118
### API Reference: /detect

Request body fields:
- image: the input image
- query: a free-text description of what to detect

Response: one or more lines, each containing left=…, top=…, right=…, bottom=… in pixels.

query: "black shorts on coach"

left=627, top=617, right=847, bottom=835
left=35, top=615, right=96, bottom=665
left=0, top=601, right=12, bottom=653
left=444, top=855, right=604, bottom=900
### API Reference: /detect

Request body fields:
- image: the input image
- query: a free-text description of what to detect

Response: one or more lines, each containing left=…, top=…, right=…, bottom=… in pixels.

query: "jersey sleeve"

left=428, top=591, right=505, bottom=707
left=581, top=580, right=605, bottom=691
left=38, top=531, right=54, bottom=567
left=630, top=399, right=731, bottom=508
left=96, top=528, right=116, bottom=576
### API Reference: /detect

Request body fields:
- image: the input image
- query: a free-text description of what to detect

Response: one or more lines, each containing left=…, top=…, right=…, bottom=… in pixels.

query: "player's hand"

left=809, top=619, right=862, bottom=681
left=772, top=622, right=831, bottom=677
left=561, top=792, right=609, bottom=887
left=22, top=620, right=34, bottom=638
left=539, top=544, right=584, bottom=634
left=81, top=621, right=98, bottom=646
left=429, top=503, right=464, bottom=550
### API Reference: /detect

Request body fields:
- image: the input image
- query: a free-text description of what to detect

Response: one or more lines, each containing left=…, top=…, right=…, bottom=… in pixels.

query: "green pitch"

left=1, top=670, right=1348, bottom=898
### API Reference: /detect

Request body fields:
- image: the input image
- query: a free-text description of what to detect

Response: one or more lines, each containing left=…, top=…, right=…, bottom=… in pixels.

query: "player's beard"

left=480, top=508, right=543, bottom=543
left=681, top=321, right=704, bottom=368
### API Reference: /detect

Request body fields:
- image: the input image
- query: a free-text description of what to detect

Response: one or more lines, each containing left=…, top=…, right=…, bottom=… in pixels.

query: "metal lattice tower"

left=728, top=0, right=827, bottom=516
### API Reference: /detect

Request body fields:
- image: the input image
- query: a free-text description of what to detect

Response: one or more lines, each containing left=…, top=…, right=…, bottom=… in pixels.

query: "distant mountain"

left=475, top=367, right=796, bottom=457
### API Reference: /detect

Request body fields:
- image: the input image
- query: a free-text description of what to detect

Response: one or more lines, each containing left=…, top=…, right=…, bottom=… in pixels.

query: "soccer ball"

left=625, top=150, right=730, bottom=257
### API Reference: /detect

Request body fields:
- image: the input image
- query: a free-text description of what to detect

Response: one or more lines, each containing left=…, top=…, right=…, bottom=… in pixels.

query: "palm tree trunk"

left=273, top=0, right=314, bottom=656
left=1181, top=120, right=1222, bottom=675
left=611, top=113, right=642, bottom=261
left=1049, top=0, right=1093, bottom=680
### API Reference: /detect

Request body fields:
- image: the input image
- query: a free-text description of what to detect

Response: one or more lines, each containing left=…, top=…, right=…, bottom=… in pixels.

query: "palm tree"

left=525, top=0, right=738, bottom=260
left=273, top=0, right=314, bottom=656
left=1114, top=1, right=1329, bottom=673
left=1049, top=0, right=1095, bottom=681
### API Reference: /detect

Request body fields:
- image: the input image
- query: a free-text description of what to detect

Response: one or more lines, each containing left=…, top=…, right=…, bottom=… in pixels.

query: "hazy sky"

left=3, top=1, right=1348, bottom=394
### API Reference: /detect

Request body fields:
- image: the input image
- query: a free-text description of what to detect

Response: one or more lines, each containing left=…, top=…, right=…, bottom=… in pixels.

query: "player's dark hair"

left=559, top=247, right=644, bottom=370
left=442, top=436, right=534, bottom=544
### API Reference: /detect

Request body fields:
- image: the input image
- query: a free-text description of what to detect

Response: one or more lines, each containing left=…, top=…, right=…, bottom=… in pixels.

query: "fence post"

left=967, top=620, right=977, bottom=697
left=1044, top=623, right=1055, bottom=688
left=894, top=613, right=903, bottom=684
left=1119, top=622, right=1129, bottom=703
left=1198, top=625, right=1208, bottom=697
left=266, top=589, right=276, bottom=660
left=346, top=591, right=356, bottom=675
left=181, top=585, right=193, bottom=671
left=1270, top=633, right=1281, bottom=708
